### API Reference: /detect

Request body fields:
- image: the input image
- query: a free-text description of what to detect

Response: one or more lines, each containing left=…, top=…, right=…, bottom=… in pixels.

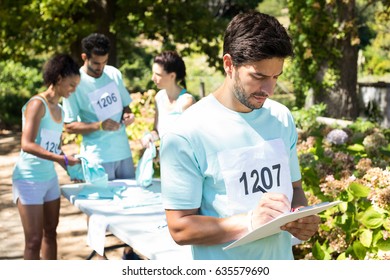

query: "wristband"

left=99, top=121, right=103, bottom=130
left=247, top=210, right=253, bottom=232
left=63, top=154, right=69, bottom=167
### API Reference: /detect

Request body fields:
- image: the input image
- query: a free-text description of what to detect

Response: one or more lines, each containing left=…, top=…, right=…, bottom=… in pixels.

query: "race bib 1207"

left=217, top=138, right=293, bottom=215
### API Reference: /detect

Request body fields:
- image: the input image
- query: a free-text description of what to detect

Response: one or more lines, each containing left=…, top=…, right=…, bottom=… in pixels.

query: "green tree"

left=361, top=2, right=390, bottom=75
left=288, top=0, right=389, bottom=120
left=0, top=0, right=262, bottom=69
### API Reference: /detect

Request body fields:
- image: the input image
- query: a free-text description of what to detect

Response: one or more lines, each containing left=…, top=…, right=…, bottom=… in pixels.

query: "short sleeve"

left=160, top=132, right=203, bottom=210
left=288, top=114, right=301, bottom=182
left=116, top=70, right=132, bottom=107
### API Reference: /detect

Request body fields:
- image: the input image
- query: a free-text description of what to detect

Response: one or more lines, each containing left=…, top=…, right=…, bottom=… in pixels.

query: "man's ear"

left=223, top=54, right=234, bottom=78
left=81, top=53, right=87, bottom=62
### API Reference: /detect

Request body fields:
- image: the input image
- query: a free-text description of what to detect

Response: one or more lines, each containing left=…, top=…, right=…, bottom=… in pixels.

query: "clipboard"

left=223, top=200, right=341, bottom=250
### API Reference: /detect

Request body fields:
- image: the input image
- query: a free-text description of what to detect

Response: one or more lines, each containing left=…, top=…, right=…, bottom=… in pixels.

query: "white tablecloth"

left=61, top=179, right=192, bottom=260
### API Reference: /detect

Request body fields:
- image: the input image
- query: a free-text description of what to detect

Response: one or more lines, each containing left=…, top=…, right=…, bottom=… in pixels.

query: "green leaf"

left=336, top=252, right=347, bottom=260
left=312, top=240, right=325, bottom=260
left=348, top=182, right=370, bottom=198
left=339, top=201, right=348, bottom=212
left=347, top=144, right=365, bottom=152
left=383, top=218, right=390, bottom=231
left=377, top=239, right=390, bottom=251
left=359, top=208, right=385, bottom=229
left=373, top=230, right=384, bottom=245
left=359, top=229, right=372, bottom=247
left=353, top=241, right=367, bottom=260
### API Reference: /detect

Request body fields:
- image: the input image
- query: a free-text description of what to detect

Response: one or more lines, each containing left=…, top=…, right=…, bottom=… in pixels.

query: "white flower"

left=326, top=129, right=349, bottom=145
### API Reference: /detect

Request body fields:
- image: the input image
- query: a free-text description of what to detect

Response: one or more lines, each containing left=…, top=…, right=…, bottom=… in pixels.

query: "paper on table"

left=223, top=201, right=341, bottom=250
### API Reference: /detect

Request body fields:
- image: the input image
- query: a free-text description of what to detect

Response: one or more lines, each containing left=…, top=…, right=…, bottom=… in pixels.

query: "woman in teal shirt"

left=12, top=54, right=81, bottom=259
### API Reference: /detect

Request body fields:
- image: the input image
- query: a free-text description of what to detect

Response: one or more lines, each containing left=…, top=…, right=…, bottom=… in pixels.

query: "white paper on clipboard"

left=223, top=200, right=341, bottom=250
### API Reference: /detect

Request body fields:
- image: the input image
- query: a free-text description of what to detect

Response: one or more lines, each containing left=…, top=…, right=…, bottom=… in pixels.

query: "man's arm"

left=64, top=121, right=101, bottom=135
left=291, top=180, right=308, bottom=208
left=121, top=106, right=135, bottom=127
left=65, top=107, right=133, bottom=134
left=165, top=193, right=291, bottom=246
left=165, top=208, right=247, bottom=246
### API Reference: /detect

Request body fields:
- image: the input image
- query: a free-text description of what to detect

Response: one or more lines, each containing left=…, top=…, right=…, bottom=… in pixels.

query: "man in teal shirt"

left=160, top=12, right=321, bottom=260
left=62, top=33, right=136, bottom=259
left=63, top=33, right=135, bottom=180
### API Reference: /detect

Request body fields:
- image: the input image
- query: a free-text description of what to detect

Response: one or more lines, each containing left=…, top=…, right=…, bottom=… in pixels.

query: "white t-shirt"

left=155, top=89, right=194, bottom=138
left=160, top=94, right=301, bottom=260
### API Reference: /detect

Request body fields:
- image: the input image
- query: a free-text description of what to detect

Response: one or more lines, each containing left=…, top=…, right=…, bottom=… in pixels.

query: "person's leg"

left=115, top=157, right=135, bottom=179
left=17, top=201, right=44, bottom=260
left=101, top=157, right=135, bottom=180
left=101, top=161, right=116, bottom=181
left=40, top=176, right=61, bottom=259
left=41, top=198, right=60, bottom=259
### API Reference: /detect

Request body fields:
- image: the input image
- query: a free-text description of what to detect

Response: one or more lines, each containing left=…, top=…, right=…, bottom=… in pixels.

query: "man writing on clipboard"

left=160, top=12, right=321, bottom=260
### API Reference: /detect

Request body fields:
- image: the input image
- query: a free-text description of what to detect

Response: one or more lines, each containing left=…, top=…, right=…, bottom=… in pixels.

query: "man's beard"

left=87, top=65, right=103, bottom=78
left=233, top=72, right=268, bottom=110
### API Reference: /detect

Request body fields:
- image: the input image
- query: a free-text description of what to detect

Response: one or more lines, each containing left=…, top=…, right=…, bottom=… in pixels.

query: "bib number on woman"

left=40, top=128, right=61, bottom=154
left=218, top=138, right=293, bottom=214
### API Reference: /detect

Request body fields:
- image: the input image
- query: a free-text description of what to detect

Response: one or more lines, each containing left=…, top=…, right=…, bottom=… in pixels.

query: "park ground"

left=0, top=130, right=130, bottom=260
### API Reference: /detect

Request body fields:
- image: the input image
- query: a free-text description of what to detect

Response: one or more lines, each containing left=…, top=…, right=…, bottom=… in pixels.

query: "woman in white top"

left=141, top=51, right=195, bottom=147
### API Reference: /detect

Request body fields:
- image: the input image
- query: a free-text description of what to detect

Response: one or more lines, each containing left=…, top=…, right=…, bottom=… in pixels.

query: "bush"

left=126, top=90, right=159, bottom=172
left=0, top=60, right=43, bottom=129
left=295, top=114, right=390, bottom=260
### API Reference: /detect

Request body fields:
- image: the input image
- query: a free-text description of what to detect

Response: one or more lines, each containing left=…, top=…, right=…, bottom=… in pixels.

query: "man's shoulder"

left=179, top=95, right=212, bottom=116
left=103, top=65, right=121, bottom=76
left=265, top=98, right=292, bottom=114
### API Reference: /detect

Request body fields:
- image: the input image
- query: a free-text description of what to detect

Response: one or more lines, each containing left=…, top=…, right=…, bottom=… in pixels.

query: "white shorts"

left=12, top=176, right=60, bottom=205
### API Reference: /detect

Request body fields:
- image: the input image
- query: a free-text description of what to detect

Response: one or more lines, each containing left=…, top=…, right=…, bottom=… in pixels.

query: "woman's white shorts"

left=12, top=176, right=60, bottom=205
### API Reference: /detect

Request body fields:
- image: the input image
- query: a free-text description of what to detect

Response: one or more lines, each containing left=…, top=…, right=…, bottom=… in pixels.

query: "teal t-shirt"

left=62, top=66, right=132, bottom=164
left=160, top=94, right=300, bottom=260
left=13, top=96, right=63, bottom=182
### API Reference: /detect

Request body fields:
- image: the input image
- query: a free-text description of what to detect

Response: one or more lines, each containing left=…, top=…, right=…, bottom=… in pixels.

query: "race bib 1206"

left=89, top=82, right=123, bottom=121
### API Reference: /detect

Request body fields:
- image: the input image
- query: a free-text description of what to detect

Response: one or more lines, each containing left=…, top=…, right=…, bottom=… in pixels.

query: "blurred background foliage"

left=1, top=0, right=389, bottom=130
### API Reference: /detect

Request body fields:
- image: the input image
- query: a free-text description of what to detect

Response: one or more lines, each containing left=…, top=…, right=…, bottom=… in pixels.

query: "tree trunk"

left=70, top=0, right=118, bottom=67
left=315, top=0, right=360, bottom=120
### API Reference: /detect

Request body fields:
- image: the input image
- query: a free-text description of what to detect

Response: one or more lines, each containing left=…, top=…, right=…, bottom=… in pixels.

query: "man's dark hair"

left=43, top=54, right=80, bottom=86
left=223, top=11, right=293, bottom=66
left=81, top=33, right=110, bottom=58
